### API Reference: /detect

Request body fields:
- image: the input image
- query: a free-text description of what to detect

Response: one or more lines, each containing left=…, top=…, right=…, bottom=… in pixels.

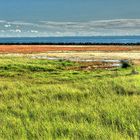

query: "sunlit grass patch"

left=0, top=57, right=140, bottom=139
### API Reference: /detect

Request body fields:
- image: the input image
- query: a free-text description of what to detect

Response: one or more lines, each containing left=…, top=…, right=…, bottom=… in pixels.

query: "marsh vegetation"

left=0, top=57, right=140, bottom=140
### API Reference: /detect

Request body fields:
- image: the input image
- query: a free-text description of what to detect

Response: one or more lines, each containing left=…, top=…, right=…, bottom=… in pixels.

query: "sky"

left=0, top=0, right=140, bottom=37
left=0, top=0, right=140, bottom=21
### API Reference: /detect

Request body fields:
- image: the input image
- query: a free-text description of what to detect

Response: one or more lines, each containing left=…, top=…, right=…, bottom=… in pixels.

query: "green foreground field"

left=0, top=57, right=140, bottom=140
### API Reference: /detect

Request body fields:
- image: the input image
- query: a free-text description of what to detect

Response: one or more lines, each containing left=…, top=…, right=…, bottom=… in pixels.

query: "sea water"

left=0, top=36, right=140, bottom=44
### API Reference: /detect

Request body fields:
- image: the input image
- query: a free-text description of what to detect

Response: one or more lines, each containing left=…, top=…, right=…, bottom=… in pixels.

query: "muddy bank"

left=0, top=51, right=140, bottom=69
left=44, top=52, right=140, bottom=60
left=0, top=45, right=140, bottom=53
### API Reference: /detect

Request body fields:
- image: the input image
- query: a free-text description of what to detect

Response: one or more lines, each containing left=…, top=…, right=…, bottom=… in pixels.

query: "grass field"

left=0, top=57, right=140, bottom=140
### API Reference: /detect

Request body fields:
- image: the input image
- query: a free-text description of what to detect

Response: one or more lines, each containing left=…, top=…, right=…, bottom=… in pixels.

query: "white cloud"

left=0, top=19, right=140, bottom=37
left=9, top=29, right=21, bottom=33
left=15, top=29, right=21, bottom=33
left=4, top=24, right=11, bottom=28
left=30, top=30, right=38, bottom=33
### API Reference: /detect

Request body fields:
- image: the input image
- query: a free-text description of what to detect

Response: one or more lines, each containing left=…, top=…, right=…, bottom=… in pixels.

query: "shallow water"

left=31, top=55, right=123, bottom=68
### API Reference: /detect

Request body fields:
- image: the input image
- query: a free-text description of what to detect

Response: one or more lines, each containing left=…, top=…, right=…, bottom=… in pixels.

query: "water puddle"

left=30, top=55, right=126, bottom=68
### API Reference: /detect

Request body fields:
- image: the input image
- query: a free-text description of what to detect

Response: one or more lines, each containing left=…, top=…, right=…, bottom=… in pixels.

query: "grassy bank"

left=0, top=57, right=140, bottom=140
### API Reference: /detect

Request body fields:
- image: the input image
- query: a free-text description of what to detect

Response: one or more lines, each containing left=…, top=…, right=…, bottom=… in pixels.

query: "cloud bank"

left=0, top=19, right=140, bottom=37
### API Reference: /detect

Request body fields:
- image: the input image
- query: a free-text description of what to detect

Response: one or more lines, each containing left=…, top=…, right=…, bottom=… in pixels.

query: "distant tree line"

left=0, top=42, right=140, bottom=45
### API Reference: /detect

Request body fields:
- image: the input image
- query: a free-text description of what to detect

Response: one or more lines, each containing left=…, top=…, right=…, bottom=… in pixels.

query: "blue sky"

left=0, top=0, right=140, bottom=21
left=0, top=0, right=140, bottom=37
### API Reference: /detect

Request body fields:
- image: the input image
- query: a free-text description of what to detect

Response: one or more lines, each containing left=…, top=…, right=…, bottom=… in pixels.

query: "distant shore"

left=0, top=43, right=140, bottom=45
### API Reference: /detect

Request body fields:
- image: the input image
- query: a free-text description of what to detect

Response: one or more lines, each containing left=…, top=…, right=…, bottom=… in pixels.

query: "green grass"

left=0, top=57, right=140, bottom=140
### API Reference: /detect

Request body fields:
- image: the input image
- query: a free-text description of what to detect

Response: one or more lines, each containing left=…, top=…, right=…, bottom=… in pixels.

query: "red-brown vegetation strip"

left=0, top=45, right=140, bottom=53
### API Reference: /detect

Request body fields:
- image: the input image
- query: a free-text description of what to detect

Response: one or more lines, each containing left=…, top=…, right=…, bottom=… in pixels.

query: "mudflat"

left=0, top=45, right=140, bottom=53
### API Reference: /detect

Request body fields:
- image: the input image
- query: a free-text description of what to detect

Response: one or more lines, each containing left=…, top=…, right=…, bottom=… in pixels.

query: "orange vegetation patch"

left=0, top=45, right=140, bottom=53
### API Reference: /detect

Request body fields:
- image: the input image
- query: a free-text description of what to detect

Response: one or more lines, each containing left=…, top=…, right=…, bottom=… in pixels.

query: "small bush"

left=121, top=60, right=131, bottom=68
